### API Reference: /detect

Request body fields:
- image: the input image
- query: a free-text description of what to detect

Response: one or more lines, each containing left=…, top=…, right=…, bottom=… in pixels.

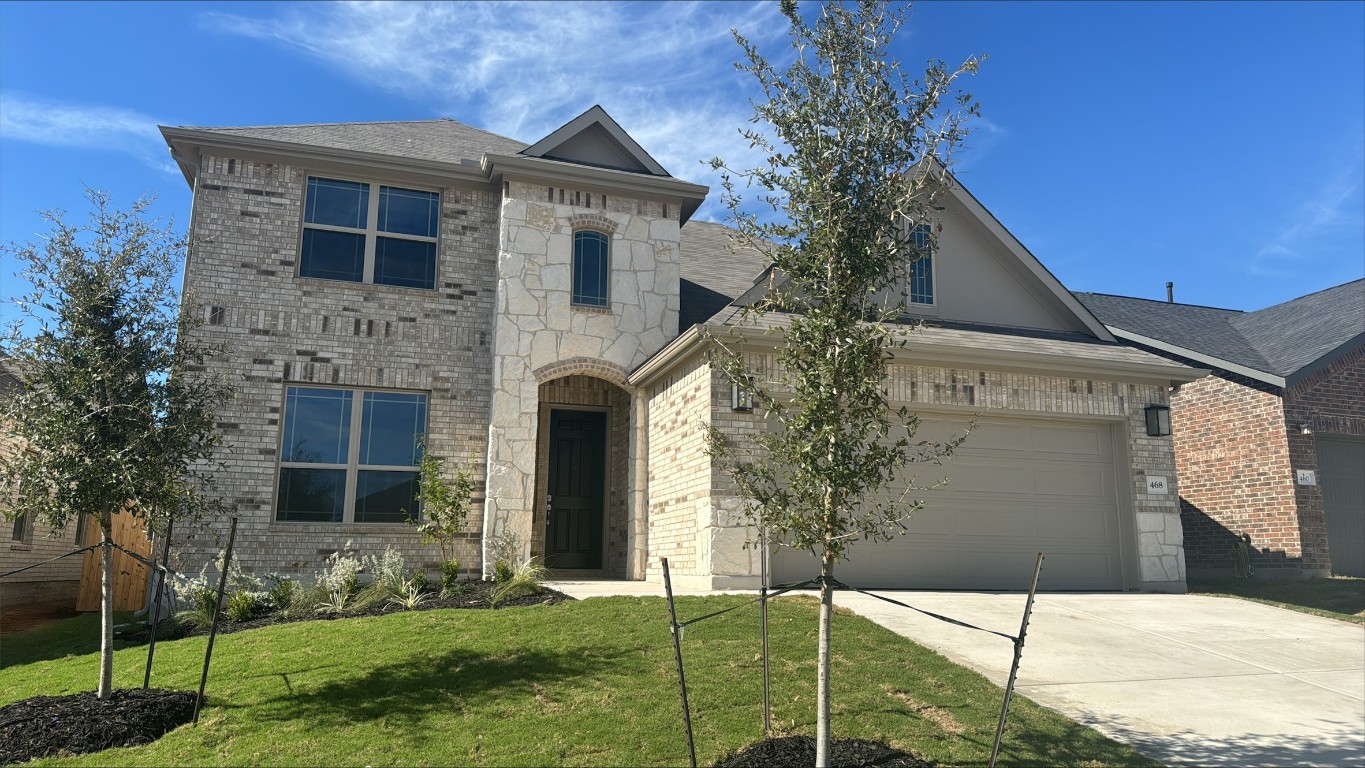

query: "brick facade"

left=1169, top=346, right=1364, bottom=577
left=178, top=155, right=499, bottom=578
left=644, top=350, right=1186, bottom=591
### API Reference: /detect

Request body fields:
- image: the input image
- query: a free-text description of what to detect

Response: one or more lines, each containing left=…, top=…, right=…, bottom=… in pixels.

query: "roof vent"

left=1166, top=282, right=1174, bottom=303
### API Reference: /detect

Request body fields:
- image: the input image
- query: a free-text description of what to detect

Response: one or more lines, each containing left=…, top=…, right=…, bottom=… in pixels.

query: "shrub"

left=363, top=546, right=409, bottom=594
left=410, top=570, right=429, bottom=593
left=226, top=590, right=264, bottom=622
left=178, top=585, right=220, bottom=628
left=493, top=560, right=513, bottom=584
left=317, top=544, right=362, bottom=596
left=316, top=588, right=352, bottom=614
left=492, top=558, right=547, bottom=606
left=439, top=558, right=461, bottom=595
left=264, top=574, right=298, bottom=612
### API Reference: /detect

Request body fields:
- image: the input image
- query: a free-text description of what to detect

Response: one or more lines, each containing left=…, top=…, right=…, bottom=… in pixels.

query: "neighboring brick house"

left=1078, top=282, right=1365, bottom=578
left=160, top=106, right=1202, bottom=593
left=0, top=357, right=88, bottom=612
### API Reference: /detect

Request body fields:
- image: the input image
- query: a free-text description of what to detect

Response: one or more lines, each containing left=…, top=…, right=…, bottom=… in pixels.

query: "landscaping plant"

left=491, top=557, right=547, bottom=606
left=704, top=2, right=981, bottom=762
left=0, top=191, right=234, bottom=699
left=403, top=439, right=477, bottom=585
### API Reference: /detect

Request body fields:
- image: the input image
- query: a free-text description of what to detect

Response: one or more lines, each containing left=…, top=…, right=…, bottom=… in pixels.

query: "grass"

left=1, top=611, right=140, bottom=668
left=0, top=595, right=1159, bottom=767
left=1189, top=575, right=1365, bottom=624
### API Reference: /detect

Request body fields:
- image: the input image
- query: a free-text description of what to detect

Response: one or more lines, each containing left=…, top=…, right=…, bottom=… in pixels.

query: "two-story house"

left=161, top=106, right=1201, bottom=592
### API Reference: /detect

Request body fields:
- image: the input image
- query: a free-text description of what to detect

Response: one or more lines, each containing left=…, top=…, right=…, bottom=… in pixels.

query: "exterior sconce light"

left=1144, top=404, right=1171, bottom=437
left=1299, top=423, right=1313, bottom=436
left=731, top=381, right=753, bottom=412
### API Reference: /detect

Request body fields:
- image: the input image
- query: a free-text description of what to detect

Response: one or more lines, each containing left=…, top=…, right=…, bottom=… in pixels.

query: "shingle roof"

left=677, top=221, right=771, bottom=329
left=179, top=119, right=528, bottom=166
left=1076, top=279, right=1365, bottom=378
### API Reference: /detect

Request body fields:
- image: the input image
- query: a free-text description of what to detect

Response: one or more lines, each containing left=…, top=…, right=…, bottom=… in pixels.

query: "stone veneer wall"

left=677, top=356, right=1186, bottom=590
left=643, top=354, right=713, bottom=585
left=534, top=375, right=631, bottom=576
left=177, top=155, right=498, bottom=578
left=484, top=180, right=680, bottom=570
left=1283, top=348, right=1365, bottom=575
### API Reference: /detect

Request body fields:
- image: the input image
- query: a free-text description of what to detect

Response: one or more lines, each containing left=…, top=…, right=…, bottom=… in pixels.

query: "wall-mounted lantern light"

left=1144, top=404, right=1171, bottom=437
left=1299, top=423, right=1313, bottom=436
left=731, top=381, right=753, bottom=412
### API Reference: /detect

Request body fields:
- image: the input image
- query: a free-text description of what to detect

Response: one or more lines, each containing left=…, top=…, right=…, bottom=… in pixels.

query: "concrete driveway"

left=550, top=581, right=1365, bottom=767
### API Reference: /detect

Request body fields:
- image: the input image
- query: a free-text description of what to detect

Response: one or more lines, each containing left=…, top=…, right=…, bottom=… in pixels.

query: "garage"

left=1318, top=436, right=1365, bottom=578
left=771, top=414, right=1129, bottom=591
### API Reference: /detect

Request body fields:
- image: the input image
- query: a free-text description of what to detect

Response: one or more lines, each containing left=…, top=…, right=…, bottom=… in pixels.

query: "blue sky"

left=2, top=0, right=1361, bottom=329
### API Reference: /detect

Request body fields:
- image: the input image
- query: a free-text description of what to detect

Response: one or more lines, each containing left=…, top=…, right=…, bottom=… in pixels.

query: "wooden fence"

left=76, top=512, right=152, bottom=612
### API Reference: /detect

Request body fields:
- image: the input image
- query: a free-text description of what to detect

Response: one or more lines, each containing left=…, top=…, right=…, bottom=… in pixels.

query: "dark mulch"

left=0, top=688, right=195, bottom=766
left=118, top=582, right=572, bottom=641
left=716, top=735, right=933, bottom=768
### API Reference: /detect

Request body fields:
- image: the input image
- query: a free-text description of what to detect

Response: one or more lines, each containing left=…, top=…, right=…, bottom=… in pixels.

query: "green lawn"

left=1189, top=575, right=1365, bottom=624
left=1, top=596, right=1157, bottom=767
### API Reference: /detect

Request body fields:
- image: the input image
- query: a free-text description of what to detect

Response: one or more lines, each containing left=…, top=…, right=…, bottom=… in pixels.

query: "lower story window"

left=276, top=386, right=427, bottom=524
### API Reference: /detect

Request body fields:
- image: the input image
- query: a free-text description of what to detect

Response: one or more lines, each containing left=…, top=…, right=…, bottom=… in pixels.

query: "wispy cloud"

left=0, top=93, right=176, bottom=173
left=1250, top=163, right=1365, bottom=277
left=204, top=1, right=791, bottom=220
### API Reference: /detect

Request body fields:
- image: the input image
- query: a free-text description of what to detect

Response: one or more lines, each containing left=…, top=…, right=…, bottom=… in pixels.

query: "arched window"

left=572, top=230, right=610, bottom=307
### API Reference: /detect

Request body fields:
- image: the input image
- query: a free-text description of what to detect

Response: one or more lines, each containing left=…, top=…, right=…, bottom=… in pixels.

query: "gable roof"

left=520, top=105, right=670, bottom=176
left=1076, top=279, right=1365, bottom=386
left=677, top=221, right=771, bottom=330
left=168, top=118, right=527, bottom=167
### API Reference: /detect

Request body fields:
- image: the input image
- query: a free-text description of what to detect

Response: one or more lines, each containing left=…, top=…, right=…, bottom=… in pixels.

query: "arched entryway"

left=532, top=373, right=632, bottom=576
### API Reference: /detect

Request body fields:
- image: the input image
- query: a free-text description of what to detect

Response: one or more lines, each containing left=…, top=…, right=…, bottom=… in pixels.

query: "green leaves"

left=0, top=189, right=232, bottom=536
left=706, top=0, right=981, bottom=563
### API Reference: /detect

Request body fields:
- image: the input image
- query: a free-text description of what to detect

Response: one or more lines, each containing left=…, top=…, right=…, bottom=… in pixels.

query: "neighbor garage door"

left=771, top=415, right=1126, bottom=591
left=1317, top=436, right=1365, bottom=578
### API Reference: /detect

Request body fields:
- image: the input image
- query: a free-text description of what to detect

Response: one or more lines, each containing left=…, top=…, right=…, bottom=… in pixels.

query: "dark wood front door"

left=546, top=410, right=605, bottom=570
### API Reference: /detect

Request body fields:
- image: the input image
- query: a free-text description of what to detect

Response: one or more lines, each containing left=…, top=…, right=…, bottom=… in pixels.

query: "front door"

left=546, top=409, right=605, bottom=570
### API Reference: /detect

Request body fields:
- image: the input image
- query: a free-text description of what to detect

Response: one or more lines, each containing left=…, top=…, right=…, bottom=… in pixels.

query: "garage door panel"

left=1031, top=425, right=1110, bottom=459
left=771, top=415, right=1125, bottom=591
left=1318, top=437, right=1365, bottom=578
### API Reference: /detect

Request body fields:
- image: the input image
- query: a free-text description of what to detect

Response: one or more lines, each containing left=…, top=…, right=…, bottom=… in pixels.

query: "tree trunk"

left=815, top=547, right=835, bottom=767
left=98, top=512, right=115, bottom=699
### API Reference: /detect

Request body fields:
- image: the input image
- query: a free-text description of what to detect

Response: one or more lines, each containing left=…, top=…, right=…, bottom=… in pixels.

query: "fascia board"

left=942, top=177, right=1116, bottom=342
left=159, top=127, right=495, bottom=189
left=1285, top=332, right=1365, bottom=389
left=1107, top=327, right=1284, bottom=386
left=632, top=321, right=1207, bottom=388
left=628, top=325, right=706, bottom=387
left=483, top=153, right=708, bottom=222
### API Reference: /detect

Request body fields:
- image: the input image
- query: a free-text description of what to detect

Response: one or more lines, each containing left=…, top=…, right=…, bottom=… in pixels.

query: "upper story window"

left=300, top=177, right=440, bottom=290
left=572, top=230, right=610, bottom=307
left=906, top=223, right=934, bottom=305
left=276, top=385, right=427, bottom=524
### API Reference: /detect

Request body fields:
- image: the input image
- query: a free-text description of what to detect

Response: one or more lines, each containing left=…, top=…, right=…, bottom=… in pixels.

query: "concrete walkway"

left=548, top=580, right=1365, bottom=767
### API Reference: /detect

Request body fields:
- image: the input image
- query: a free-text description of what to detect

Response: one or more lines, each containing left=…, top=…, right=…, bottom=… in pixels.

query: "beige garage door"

left=771, top=415, right=1126, bottom=591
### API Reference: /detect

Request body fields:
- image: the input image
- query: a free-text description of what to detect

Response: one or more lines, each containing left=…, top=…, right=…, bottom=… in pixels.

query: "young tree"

left=0, top=191, right=232, bottom=699
left=705, top=2, right=981, bottom=763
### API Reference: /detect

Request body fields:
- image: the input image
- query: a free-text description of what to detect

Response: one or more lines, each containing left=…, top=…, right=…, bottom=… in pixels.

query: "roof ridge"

left=177, top=118, right=525, bottom=144
left=1074, top=291, right=1245, bottom=314
left=1243, top=277, right=1365, bottom=316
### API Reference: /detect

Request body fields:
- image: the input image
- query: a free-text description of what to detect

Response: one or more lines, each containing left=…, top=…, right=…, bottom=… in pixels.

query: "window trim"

left=904, top=222, right=936, bottom=308
left=274, top=384, right=429, bottom=525
left=299, top=176, right=441, bottom=290
left=571, top=229, right=611, bottom=308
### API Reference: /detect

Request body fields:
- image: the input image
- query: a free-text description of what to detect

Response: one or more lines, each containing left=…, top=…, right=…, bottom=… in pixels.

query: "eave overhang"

left=159, top=126, right=496, bottom=190
left=482, top=153, right=708, bottom=224
left=631, top=319, right=1206, bottom=390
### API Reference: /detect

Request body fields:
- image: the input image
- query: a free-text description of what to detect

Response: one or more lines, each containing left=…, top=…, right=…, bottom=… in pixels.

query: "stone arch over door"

left=533, top=373, right=633, bottom=576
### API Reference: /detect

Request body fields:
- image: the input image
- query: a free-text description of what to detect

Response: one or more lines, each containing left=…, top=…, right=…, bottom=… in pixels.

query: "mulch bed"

left=716, top=735, right=932, bottom=768
left=0, top=688, right=196, bottom=765
left=4, top=584, right=570, bottom=763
